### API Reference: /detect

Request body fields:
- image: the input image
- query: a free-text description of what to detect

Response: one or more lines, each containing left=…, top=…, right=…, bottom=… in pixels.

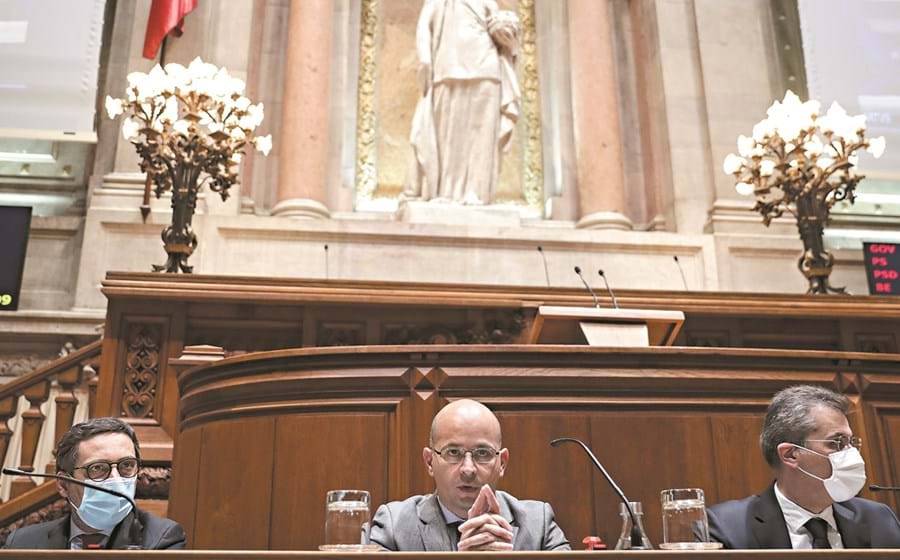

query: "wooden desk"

left=0, top=550, right=898, bottom=559
left=167, top=345, right=900, bottom=550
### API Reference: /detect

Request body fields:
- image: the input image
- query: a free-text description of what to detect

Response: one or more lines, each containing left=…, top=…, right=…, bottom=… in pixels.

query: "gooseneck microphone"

left=537, top=246, right=551, bottom=287
left=870, top=484, right=900, bottom=492
left=574, top=266, right=600, bottom=308
left=597, top=270, right=619, bottom=309
left=3, top=467, right=142, bottom=549
left=550, top=438, right=648, bottom=550
left=673, top=256, right=688, bottom=291
left=324, top=244, right=330, bottom=280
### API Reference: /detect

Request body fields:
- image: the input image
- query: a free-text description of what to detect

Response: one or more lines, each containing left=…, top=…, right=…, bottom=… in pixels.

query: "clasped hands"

left=458, top=485, right=513, bottom=551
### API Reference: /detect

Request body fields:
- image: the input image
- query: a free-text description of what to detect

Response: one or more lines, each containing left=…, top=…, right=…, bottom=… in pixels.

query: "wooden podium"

left=528, top=306, right=685, bottom=346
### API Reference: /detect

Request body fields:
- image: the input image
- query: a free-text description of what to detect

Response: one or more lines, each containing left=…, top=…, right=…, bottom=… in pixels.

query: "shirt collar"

left=774, top=481, right=838, bottom=533
left=435, top=495, right=466, bottom=524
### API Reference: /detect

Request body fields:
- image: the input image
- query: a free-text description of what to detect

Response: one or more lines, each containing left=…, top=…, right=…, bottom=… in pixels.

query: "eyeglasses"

left=805, top=436, right=862, bottom=453
left=431, top=445, right=500, bottom=464
left=71, top=457, right=139, bottom=481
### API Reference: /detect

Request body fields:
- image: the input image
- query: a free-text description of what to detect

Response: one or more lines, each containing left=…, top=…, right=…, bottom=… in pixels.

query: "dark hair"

left=55, top=417, right=141, bottom=474
left=760, top=385, right=849, bottom=468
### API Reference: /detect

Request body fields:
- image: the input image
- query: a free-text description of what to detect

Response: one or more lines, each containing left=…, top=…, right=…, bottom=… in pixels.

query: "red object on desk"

left=583, top=536, right=607, bottom=550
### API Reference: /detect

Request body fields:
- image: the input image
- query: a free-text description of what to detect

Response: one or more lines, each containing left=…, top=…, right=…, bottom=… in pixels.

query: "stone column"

left=568, top=0, right=631, bottom=230
left=272, top=0, right=333, bottom=219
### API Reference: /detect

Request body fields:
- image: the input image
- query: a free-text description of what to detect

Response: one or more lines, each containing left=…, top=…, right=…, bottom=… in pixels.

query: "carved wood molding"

left=102, top=272, right=900, bottom=319
left=0, top=497, right=67, bottom=547
left=122, top=324, right=161, bottom=419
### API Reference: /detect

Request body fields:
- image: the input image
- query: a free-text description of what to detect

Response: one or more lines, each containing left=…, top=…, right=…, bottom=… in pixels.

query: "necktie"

left=80, top=533, right=106, bottom=550
left=448, top=521, right=462, bottom=550
left=804, top=518, right=831, bottom=549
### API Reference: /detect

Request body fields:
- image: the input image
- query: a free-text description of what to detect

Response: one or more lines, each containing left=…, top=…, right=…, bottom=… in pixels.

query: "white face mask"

left=794, top=445, right=866, bottom=502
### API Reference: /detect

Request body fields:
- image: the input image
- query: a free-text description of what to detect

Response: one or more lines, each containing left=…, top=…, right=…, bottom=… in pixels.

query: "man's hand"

left=458, top=485, right=513, bottom=551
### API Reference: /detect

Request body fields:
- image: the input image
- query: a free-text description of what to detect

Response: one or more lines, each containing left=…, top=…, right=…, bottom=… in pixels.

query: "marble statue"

left=405, top=0, right=521, bottom=205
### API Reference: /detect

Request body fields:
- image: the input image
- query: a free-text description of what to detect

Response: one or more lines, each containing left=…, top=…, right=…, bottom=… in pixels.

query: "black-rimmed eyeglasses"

left=71, top=457, right=139, bottom=481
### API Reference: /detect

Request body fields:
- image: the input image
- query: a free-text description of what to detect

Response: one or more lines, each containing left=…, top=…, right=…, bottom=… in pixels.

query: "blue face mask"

left=69, top=477, right=136, bottom=532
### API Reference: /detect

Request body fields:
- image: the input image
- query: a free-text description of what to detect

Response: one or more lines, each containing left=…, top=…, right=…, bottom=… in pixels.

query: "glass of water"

left=659, top=488, right=718, bottom=550
left=320, top=489, right=372, bottom=551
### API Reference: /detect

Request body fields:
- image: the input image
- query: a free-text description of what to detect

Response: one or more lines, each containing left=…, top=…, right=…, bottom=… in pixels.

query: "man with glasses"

left=4, top=417, right=185, bottom=549
left=707, top=385, right=900, bottom=549
left=370, top=399, right=569, bottom=551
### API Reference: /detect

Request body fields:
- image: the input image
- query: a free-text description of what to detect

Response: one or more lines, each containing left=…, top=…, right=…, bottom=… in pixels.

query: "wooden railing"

left=0, top=339, right=102, bottom=537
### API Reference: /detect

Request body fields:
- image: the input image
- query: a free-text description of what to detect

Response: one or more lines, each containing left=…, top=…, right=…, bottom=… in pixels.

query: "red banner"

left=143, top=0, right=198, bottom=60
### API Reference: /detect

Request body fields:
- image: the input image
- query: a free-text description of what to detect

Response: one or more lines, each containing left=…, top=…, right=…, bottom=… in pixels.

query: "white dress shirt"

left=774, top=482, right=844, bottom=549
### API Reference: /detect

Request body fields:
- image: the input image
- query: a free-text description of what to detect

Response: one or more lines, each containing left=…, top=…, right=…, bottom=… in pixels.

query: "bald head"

left=429, top=399, right=502, bottom=448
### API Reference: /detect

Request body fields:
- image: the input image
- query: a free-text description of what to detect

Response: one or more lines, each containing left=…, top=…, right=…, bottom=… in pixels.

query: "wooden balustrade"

left=0, top=340, right=102, bottom=504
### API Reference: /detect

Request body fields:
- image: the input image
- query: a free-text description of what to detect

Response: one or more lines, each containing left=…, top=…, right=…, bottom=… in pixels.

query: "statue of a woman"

left=405, top=0, right=521, bottom=205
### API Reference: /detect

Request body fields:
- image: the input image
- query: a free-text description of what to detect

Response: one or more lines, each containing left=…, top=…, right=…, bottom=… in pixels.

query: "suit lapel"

left=834, top=501, right=868, bottom=549
left=107, top=510, right=138, bottom=550
left=46, top=515, right=70, bottom=549
left=749, top=485, right=792, bottom=549
left=496, top=492, right=521, bottom=549
left=416, top=494, right=452, bottom=552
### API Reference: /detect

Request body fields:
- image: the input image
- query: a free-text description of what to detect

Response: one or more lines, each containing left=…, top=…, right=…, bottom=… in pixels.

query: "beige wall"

left=2, top=0, right=890, bottom=344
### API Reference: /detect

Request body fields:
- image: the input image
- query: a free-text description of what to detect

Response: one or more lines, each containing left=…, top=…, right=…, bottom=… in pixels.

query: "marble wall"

left=4, top=0, right=894, bottom=344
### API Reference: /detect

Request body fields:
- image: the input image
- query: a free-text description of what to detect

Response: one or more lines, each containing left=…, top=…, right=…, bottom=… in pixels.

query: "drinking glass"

left=320, top=489, right=373, bottom=551
left=659, top=488, right=720, bottom=550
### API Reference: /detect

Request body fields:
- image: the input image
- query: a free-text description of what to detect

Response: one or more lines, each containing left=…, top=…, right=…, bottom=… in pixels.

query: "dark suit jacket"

left=707, top=484, right=900, bottom=549
left=370, top=491, right=570, bottom=551
left=3, top=509, right=185, bottom=550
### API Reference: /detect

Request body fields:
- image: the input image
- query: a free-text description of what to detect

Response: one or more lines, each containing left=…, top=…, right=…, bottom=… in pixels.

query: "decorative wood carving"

left=137, top=466, right=171, bottom=499
left=122, top=325, right=161, bottom=419
left=855, top=333, right=898, bottom=354
left=317, top=322, right=364, bottom=347
left=0, top=498, right=67, bottom=547
left=685, top=330, right=731, bottom=347
left=383, top=310, right=526, bottom=345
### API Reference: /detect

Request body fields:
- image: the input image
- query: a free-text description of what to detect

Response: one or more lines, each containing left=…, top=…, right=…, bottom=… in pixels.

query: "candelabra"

left=106, top=57, right=272, bottom=273
left=724, top=91, right=885, bottom=294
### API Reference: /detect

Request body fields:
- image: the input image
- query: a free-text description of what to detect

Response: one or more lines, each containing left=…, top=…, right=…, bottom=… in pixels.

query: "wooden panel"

left=269, top=413, right=389, bottom=551
left=193, top=417, right=275, bottom=549
left=495, top=411, right=593, bottom=548
left=710, top=414, right=771, bottom=502
left=167, top=425, right=203, bottom=548
left=590, top=414, right=718, bottom=547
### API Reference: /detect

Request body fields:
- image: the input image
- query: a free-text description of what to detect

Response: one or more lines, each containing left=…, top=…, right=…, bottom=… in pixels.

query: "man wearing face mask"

left=707, top=385, right=900, bottom=549
left=3, top=417, right=185, bottom=550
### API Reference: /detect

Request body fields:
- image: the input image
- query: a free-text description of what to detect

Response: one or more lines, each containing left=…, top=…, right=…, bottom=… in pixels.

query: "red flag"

left=143, top=0, right=198, bottom=60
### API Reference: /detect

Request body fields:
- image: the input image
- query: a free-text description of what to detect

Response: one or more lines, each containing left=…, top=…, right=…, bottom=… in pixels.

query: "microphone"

left=673, top=256, right=688, bottom=291
left=324, top=244, right=329, bottom=280
left=537, top=246, right=551, bottom=287
left=550, top=438, right=648, bottom=550
left=597, top=270, right=619, bottom=309
left=870, top=484, right=900, bottom=492
left=574, top=266, right=600, bottom=308
left=3, top=467, right=142, bottom=549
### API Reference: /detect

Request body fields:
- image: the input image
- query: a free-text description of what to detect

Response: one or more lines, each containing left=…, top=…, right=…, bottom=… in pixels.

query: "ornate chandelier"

left=724, top=90, right=885, bottom=294
left=105, top=57, right=272, bottom=273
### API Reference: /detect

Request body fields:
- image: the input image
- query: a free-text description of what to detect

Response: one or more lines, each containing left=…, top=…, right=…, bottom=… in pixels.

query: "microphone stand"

left=3, top=467, right=142, bottom=549
left=551, top=438, right=648, bottom=550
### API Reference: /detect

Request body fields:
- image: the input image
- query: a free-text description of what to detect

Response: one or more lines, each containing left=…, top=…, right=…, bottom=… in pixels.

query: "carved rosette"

left=122, top=325, right=161, bottom=419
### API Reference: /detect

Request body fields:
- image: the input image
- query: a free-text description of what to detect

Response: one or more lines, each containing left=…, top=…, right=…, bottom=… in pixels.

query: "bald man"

left=370, top=399, right=570, bottom=551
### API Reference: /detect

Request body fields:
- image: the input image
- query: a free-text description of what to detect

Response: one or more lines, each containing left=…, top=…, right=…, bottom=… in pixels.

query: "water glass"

left=321, top=489, right=371, bottom=551
left=659, top=488, right=710, bottom=550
